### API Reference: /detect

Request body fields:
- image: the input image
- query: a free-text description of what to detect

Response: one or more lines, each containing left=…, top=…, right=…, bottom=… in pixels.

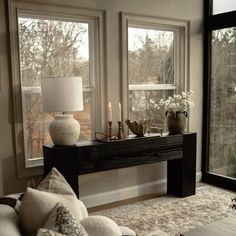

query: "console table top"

left=44, top=132, right=194, bottom=149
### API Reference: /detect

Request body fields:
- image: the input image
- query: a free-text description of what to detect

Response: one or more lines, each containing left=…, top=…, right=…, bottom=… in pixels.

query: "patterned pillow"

left=19, top=168, right=88, bottom=236
left=41, top=202, right=88, bottom=236
left=37, top=228, right=65, bottom=236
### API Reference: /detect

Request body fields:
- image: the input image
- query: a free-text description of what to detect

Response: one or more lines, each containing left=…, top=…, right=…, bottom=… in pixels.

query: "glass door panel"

left=209, top=27, right=236, bottom=178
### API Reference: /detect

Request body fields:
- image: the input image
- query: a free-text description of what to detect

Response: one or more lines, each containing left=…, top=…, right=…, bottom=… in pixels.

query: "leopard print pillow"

left=40, top=203, right=88, bottom=236
left=37, top=228, right=65, bottom=236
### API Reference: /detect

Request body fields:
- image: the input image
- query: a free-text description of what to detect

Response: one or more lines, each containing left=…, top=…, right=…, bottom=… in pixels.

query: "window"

left=8, top=1, right=105, bottom=175
left=212, top=0, right=236, bottom=15
left=203, top=0, right=236, bottom=190
left=121, top=13, right=189, bottom=132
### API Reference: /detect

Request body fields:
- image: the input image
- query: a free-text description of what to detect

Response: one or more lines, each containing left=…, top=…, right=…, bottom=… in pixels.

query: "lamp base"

left=49, top=114, right=80, bottom=146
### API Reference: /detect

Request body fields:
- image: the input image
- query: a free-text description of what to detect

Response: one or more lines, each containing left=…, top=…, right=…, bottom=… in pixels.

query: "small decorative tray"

left=95, top=126, right=163, bottom=143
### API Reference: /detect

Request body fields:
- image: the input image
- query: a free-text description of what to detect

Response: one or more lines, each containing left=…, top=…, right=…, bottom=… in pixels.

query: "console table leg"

left=43, top=146, right=79, bottom=198
left=167, top=133, right=196, bottom=197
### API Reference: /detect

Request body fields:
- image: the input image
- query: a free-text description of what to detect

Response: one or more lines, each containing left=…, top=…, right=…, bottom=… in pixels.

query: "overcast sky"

left=213, top=0, right=236, bottom=14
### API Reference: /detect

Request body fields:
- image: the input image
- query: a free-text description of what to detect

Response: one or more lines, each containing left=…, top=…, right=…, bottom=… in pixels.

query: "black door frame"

left=202, top=0, right=236, bottom=191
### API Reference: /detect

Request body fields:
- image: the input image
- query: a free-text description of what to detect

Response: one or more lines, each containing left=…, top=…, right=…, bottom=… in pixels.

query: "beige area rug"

left=92, top=185, right=236, bottom=236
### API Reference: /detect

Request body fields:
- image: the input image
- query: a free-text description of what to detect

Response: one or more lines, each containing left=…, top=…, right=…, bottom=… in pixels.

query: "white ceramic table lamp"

left=41, top=77, right=83, bottom=146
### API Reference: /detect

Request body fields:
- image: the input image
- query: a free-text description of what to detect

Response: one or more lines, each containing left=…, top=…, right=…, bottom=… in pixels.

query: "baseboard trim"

left=196, top=171, right=202, bottom=183
left=81, top=171, right=202, bottom=208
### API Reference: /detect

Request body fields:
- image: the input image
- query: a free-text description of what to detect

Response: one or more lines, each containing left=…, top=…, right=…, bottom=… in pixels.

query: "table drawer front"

left=78, top=148, right=182, bottom=174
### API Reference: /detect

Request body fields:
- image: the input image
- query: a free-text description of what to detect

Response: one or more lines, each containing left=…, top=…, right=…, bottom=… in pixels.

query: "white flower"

left=153, top=90, right=194, bottom=112
left=150, top=99, right=155, bottom=104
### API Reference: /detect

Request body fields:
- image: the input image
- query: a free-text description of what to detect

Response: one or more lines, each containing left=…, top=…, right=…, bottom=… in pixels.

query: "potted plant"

left=152, top=91, right=194, bottom=134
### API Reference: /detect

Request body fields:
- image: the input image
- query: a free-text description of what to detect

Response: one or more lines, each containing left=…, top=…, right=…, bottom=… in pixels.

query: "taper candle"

left=118, top=102, right=122, bottom=121
left=108, top=102, right=112, bottom=121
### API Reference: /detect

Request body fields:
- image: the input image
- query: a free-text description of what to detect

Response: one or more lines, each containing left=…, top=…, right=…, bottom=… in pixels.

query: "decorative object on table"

left=165, top=111, right=188, bottom=135
left=117, top=121, right=124, bottom=140
left=107, top=102, right=113, bottom=138
left=117, top=102, right=124, bottom=139
left=41, top=77, right=83, bottom=146
left=155, top=91, right=194, bottom=134
left=125, top=119, right=153, bottom=137
left=95, top=132, right=118, bottom=142
left=150, top=126, right=163, bottom=136
left=108, top=121, right=113, bottom=139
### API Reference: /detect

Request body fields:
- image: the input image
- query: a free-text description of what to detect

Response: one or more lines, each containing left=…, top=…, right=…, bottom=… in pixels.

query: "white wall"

left=0, top=0, right=203, bottom=206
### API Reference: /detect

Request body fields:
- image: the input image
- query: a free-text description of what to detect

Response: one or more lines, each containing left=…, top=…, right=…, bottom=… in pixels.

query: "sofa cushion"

left=0, top=193, right=24, bottom=236
left=42, top=202, right=88, bottom=236
left=0, top=204, right=22, bottom=236
left=19, top=168, right=88, bottom=236
left=80, top=215, right=122, bottom=236
left=0, top=193, right=24, bottom=214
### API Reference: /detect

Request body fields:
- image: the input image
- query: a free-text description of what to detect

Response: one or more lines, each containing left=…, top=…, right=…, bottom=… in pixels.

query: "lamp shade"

left=41, top=77, right=83, bottom=112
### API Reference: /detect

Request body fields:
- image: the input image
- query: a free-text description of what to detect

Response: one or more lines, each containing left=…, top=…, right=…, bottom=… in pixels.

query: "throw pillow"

left=119, top=226, right=136, bottom=236
left=19, top=168, right=88, bottom=236
left=37, top=168, right=75, bottom=196
left=37, top=228, right=65, bottom=236
left=80, top=215, right=122, bottom=236
left=42, top=202, right=88, bottom=236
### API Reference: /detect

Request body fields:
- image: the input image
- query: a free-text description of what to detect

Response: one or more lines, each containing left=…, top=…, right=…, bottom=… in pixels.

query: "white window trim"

left=8, top=0, right=106, bottom=177
left=21, top=87, right=42, bottom=168
left=129, top=84, right=177, bottom=91
left=121, top=12, right=189, bottom=134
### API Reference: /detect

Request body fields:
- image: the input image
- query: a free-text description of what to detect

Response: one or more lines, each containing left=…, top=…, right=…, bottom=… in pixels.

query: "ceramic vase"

left=166, top=111, right=187, bottom=135
left=49, top=114, right=80, bottom=146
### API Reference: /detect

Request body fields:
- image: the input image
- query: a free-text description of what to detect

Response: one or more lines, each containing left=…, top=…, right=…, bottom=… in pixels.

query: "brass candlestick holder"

left=117, top=121, right=124, bottom=140
left=108, top=121, right=112, bottom=138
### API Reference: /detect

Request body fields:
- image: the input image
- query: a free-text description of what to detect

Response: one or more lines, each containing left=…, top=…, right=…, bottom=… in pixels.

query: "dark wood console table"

left=43, top=133, right=196, bottom=198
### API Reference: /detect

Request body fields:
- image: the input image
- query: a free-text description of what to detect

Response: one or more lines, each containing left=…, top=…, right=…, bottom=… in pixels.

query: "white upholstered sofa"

left=0, top=168, right=136, bottom=236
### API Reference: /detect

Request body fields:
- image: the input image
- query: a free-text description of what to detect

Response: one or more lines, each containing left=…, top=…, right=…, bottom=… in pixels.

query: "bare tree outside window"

left=18, top=16, right=91, bottom=160
left=209, top=27, right=236, bottom=178
left=128, top=27, right=175, bottom=129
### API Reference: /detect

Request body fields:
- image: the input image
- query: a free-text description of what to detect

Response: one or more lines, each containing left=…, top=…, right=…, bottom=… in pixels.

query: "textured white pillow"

left=119, top=226, right=136, bottom=236
left=80, top=215, right=122, bottom=236
left=19, top=168, right=88, bottom=236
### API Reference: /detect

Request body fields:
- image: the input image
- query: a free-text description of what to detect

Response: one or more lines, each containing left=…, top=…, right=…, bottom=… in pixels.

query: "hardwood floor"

left=88, top=192, right=163, bottom=213
left=182, top=215, right=236, bottom=236
left=88, top=182, right=206, bottom=213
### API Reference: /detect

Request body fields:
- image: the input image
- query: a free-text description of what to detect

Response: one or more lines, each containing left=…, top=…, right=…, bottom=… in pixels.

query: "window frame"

left=8, top=0, right=106, bottom=177
left=202, top=0, right=236, bottom=191
left=120, top=12, right=189, bottom=133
